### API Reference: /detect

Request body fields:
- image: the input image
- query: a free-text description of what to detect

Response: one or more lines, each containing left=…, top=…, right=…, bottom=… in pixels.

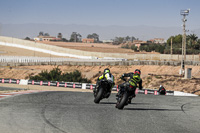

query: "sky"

left=0, top=0, right=200, bottom=30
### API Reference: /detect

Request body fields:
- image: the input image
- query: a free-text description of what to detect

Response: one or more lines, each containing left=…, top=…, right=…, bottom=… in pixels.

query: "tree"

left=131, top=45, right=138, bottom=51
left=44, top=33, right=50, bottom=36
left=187, top=34, right=198, bottom=44
left=87, top=33, right=99, bottom=43
left=167, top=34, right=182, bottom=45
left=57, top=33, right=62, bottom=39
left=166, top=34, right=200, bottom=54
left=62, top=38, right=68, bottom=42
left=112, top=37, right=125, bottom=45
left=166, top=35, right=182, bottom=54
left=39, top=31, right=44, bottom=36
left=24, top=37, right=30, bottom=40
left=87, top=34, right=93, bottom=39
left=196, top=39, right=200, bottom=50
left=70, top=32, right=82, bottom=42
left=187, top=34, right=198, bottom=49
left=92, top=33, right=99, bottom=43
left=139, top=43, right=165, bottom=53
left=125, top=36, right=130, bottom=41
left=112, top=36, right=137, bottom=45
left=131, top=36, right=136, bottom=42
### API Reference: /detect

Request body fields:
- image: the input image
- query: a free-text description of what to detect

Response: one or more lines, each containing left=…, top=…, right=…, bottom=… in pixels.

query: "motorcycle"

left=116, top=78, right=134, bottom=110
left=93, top=79, right=113, bottom=104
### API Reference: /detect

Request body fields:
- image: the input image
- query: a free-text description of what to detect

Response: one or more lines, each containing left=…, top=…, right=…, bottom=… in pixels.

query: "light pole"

left=180, top=9, right=190, bottom=75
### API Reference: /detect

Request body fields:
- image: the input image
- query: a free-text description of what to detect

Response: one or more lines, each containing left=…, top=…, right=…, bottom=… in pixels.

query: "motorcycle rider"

left=94, top=68, right=115, bottom=98
left=117, top=69, right=143, bottom=104
left=158, top=85, right=166, bottom=95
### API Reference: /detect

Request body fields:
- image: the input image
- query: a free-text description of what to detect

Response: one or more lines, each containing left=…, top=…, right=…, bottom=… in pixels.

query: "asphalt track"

left=0, top=91, right=200, bottom=133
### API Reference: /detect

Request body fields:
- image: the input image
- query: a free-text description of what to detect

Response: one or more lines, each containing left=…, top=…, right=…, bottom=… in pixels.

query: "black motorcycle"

left=116, top=79, right=134, bottom=110
left=93, top=79, right=113, bottom=104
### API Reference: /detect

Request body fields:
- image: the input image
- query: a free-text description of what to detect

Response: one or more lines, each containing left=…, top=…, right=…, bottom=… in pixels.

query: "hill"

left=0, top=23, right=189, bottom=40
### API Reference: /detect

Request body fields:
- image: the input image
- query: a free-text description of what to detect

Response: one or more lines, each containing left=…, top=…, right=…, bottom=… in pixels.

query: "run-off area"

left=0, top=91, right=199, bottom=133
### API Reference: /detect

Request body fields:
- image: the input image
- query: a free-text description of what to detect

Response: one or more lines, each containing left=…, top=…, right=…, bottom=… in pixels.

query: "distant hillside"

left=1, top=23, right=196, bottom=41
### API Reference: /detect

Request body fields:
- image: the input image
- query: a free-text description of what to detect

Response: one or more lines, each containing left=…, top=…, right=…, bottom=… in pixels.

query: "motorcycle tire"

left=94, top=87, right=104, bottom=104
left=116, top=92, right=129, bottom=110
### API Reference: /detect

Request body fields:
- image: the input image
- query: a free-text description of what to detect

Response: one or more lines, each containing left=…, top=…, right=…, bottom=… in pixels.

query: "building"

left=133, top=40, right=147, bottom=49
left=82, top=38, right=95, bottom=43
left=102, top=40, right=113, bottom=43
left=34, top=36, right=61, bottom=42
left=148, top=38, right=165, bottom=44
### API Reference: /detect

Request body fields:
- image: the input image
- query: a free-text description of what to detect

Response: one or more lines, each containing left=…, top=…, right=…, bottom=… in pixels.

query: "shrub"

left=155, top=75, right=162, bottom=79
left=121, top=44, right=130, bottom=49
left=29, top=66, right=91, bottom=83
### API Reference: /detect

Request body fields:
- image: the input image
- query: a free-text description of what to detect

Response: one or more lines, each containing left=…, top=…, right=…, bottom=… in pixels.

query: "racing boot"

left=128, top=97, right=132, bottom=104
left=128, top=93, right=136, bottom=104
left=116, top=90, right=120, bottom=100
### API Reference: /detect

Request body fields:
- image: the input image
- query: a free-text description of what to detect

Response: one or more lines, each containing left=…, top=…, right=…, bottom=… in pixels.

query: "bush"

left=131, top=45, right=138, bottom=51
left=121, top=44, right=130, bottom=49
left=140, top=44, right=166, bottom=53
left=155, top=75, right=162, bottom=79
left=29, top=66, right=91, bottom=83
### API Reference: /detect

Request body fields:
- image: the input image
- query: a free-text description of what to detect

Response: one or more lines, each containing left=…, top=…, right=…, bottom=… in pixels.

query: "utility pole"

left=180, top=9, right=190, bottom=75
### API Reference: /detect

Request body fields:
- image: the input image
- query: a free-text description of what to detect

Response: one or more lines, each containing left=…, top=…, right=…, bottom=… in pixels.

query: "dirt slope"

left=0, top=65, right=199, bottom=95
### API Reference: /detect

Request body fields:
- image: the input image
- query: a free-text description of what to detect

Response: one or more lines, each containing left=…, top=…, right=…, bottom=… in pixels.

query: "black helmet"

left=134, top=69, right=141, bottom=75
left=104, top=68, right=110, bottom=74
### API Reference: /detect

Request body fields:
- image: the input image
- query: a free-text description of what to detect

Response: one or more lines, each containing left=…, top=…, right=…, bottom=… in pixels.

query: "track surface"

left=0, top=91, right=199, bottom=133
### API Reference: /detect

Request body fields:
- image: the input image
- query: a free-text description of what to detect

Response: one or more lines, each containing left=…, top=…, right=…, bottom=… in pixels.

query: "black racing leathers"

left=119, top=73, right=143, bottom=101
left=121, top=72, right=142, bottom=90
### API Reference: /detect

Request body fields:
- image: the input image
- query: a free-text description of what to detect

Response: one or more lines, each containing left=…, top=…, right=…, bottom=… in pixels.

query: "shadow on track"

left=124, top=108, right=182, bottom=111
left=100, top=102, right=116, bottom=104
left=99, top=102, right=151, bottom=105
left=130, top=103, right=151, bottom=105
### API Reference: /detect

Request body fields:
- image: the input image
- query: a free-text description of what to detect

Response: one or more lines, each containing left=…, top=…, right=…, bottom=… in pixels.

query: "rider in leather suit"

left=117, top=69, right=143, bottom=103
left=94, top=68, right=115, bottom=98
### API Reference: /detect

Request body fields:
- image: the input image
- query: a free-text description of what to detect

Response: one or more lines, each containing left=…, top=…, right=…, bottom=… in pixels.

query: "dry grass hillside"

left=0, top=65, right=199, bottom=95
left=42, top=41, right=154, bottom=54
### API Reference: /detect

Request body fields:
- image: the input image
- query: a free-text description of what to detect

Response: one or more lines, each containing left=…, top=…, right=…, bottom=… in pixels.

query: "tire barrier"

left=0, top=78, right=20, bottom=84
left=28, top=80, right=83, bottom=89
left=136, top=89, right=174, bottom=96
left=0, top=78, right=180, bottom=96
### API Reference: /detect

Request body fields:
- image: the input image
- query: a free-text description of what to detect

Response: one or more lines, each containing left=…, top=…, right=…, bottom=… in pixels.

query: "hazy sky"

left=0, top=0, right=200, bottom=30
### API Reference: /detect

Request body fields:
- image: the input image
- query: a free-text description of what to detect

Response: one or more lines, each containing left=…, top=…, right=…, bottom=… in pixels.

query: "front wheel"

left=94, top=87, right=104, bottom=104
left=116, top=92, right=128, bottom=109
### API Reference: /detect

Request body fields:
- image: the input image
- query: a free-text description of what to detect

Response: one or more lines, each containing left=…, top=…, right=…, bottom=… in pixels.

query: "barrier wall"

left=0, top=78, right=175, bottom=96
left=1, top=78, right=198, bottom=96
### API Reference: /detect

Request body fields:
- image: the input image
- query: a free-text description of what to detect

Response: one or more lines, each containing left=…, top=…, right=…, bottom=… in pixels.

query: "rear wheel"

left=94, top=87, right=104, bottom=104
left=116, top=92, right=128, bottom=109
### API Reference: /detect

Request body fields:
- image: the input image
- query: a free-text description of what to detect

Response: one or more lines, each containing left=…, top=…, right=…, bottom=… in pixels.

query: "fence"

left=0, top=56, right=199, bottom=66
